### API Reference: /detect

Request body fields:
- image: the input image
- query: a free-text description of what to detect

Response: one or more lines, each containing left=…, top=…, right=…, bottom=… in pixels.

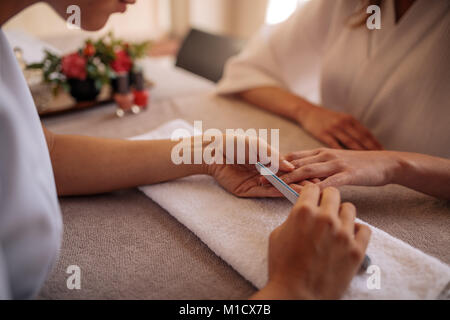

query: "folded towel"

left=134, top=120, right=450, bottom=299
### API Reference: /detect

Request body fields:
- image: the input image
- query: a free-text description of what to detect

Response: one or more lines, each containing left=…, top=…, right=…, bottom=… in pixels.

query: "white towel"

left=133, top=120, right=450, bottom=299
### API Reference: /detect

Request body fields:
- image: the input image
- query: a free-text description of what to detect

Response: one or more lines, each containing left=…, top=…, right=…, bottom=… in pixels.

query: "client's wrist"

left=384, top=151, right=410, bottom=186
left=293, top=101, right=317, bottom=126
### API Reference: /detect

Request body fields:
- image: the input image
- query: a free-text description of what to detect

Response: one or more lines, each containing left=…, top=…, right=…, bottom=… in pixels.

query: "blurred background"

left=4, top=0, right=310, bottom=56
left=3, top=0, right=312, bottom=115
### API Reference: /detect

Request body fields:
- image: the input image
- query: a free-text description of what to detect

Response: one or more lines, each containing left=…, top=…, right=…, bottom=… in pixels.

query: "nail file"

left=256, top=162, right=299, bottom=204
left=256, top=162, right=371, bottom=271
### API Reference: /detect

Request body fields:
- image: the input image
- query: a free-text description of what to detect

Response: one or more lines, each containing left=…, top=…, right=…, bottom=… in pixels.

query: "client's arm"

left=252, top=185, right=371, bottom=300
left=43, top=126, right=295, bottom=197
left=239, top=86, right=382, bottom=151
left=280, top=149, right=450, bottom=200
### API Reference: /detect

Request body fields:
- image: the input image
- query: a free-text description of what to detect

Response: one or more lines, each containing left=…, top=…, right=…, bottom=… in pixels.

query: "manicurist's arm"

left=44, top=127, right=207, bottom=196
left=43, top=126, right=295, bottom=197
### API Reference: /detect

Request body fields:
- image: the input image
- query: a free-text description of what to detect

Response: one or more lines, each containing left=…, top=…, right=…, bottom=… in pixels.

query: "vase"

left=68, top=78, right=100, bottom=102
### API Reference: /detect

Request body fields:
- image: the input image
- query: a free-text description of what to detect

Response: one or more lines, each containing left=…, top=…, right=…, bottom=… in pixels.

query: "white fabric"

left=0, top=29, right=62, bottom=299
left=134, top=120, right=450, bottom=299
left=4, top=29, right=61, bottom=64
left=139, top=58, right=215, bottom=100
left=217, top=0, right=450, bottom=159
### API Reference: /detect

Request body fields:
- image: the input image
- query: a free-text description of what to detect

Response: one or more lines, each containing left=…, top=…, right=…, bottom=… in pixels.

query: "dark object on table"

left=176, top=28, right=246, bottom=83
left=68, top=78, right=100, bottom=102
left=113, top=71, right=149, bottom=117
left=359, top=255, right=372, bottom=273
left=132, top=71, right=149, bottom=108
left=111, top=71, right=134, bottom=93
left=114, top=73, right=135, bottom=117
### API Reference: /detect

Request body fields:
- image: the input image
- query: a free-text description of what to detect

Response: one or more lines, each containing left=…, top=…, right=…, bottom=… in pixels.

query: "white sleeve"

left=216, top=0, right=345, bottom=102
left=0, top=246, right=11, bottom=300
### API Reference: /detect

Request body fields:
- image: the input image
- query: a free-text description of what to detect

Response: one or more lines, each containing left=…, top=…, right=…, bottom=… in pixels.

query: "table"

left=38, top=58, right=450, bottom=299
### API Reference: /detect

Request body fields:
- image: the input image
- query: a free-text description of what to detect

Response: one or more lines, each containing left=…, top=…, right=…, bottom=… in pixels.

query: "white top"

left=217, top=0, right=450, bottom=158
left=0, top=29, right=62, bottom=299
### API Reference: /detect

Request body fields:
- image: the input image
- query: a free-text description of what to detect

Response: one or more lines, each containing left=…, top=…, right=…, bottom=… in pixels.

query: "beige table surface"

left=38, top=60, right=450, bottom=300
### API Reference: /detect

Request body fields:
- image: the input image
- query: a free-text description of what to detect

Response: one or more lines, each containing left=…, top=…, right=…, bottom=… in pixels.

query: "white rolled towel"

left=133, top=120, right=450, bottom=299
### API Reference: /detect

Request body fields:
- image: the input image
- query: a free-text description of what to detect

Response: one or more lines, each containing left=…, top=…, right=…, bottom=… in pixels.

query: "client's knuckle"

left=332, top=159, right=347, bottom=170
left=302, top=165, right=314, bottom=174
left=282, top=173, right=293, bottom=182
left=291, top=159, right=303, bottom=167
left=321, top=149, right=336, bottom=159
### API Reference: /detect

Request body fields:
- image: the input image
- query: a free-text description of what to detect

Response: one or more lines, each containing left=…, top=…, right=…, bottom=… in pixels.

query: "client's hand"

left=207, top=134, right=299, bottom=198
left=252, top=185, right=371, bottom=300
left=280, top=148, right=399, bottom=189
left=297, top=105, right=382, bottom=150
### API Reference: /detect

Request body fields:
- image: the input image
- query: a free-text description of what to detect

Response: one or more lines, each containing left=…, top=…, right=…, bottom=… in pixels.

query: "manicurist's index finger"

left=293, top=184, right=320, bottom=212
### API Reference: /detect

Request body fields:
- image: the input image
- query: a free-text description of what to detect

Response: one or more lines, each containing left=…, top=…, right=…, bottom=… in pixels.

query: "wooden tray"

left=37, top=81, right=154, bottom=117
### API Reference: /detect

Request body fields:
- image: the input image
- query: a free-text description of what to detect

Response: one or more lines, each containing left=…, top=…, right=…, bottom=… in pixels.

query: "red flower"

left=61, top=52, right=87, bottom=80
left=83, top=43, right=96, bottom=57
left=110, top=50, right=132, bottom=73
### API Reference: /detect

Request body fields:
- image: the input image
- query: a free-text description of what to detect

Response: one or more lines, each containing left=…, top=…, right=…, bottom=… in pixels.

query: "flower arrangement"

left=27, top=32, right=150, bottom=101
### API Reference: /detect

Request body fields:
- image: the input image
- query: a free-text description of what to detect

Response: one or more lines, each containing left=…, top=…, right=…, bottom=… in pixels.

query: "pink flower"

left=110, top=50, right=132, bottom=73
left=61, top=52, right=87, bottom=80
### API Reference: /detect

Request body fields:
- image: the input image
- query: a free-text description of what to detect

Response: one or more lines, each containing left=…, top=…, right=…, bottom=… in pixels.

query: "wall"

left=4, top=0, right=271, bottom=51
left=171, top=0, right=269, bottom=39
left=4, top=1, right=161, bottom=43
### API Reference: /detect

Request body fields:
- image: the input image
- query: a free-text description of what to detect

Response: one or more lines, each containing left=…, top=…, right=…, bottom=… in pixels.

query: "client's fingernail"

left=283, top=160, right=295, bottom=170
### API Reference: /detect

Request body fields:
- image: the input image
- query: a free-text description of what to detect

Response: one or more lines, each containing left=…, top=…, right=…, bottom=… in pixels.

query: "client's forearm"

left=238, top=86, right=315, bottom=123
left=390, top=152, right=450, bottom=200
left=49, top=134, right=207, bottom=196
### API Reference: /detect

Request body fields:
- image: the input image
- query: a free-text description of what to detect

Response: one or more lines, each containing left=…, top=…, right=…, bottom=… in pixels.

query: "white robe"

left=217, top=0, right=450, bottom=158
left=0, top=29, right=62, bottom=299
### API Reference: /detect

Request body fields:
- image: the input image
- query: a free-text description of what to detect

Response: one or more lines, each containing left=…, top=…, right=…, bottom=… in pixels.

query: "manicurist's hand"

left=296, top=105, right=383, bottom=151
left=207, top=134, right=299, bottom=198
left=252, top=185, right=371, bottom=300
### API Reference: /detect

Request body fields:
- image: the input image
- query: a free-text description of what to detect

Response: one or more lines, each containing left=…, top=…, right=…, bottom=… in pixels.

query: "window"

left=265, top=0, right=310, bottom=25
